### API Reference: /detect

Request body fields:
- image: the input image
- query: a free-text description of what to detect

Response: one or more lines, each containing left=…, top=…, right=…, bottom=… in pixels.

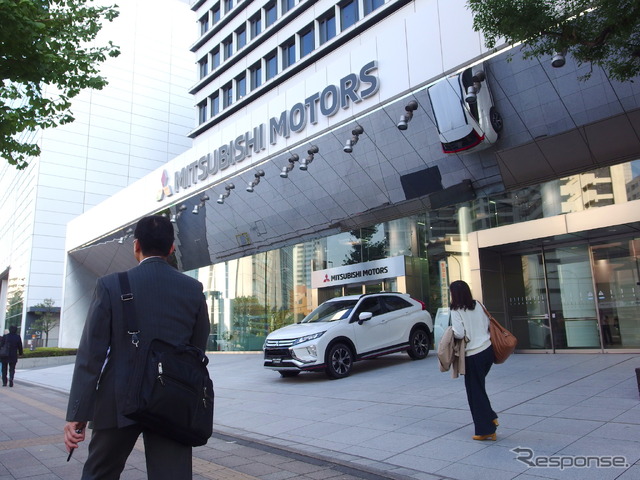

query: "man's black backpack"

left=118, top=272, right=214, bottom=447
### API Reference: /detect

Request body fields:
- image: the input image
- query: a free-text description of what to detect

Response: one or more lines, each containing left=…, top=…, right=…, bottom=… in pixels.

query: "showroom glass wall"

left=193, top=159, right=640, bottom=351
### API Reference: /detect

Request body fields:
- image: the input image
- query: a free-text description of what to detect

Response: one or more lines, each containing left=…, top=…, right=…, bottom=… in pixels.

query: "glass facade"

left=189, top=159, right=640, bottom=352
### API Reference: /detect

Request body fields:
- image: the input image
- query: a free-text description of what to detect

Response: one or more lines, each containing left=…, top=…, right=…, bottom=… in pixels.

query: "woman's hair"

left=449, top=280, right=476, bottom=311
left=9, top=325, right=17, bottom=334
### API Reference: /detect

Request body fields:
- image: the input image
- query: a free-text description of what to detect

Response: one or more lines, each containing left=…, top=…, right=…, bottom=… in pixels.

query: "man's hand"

left=64, top=421, right=87, bottom=453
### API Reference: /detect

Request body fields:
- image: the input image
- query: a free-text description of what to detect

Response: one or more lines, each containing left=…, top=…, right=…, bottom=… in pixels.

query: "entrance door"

left=498, top=236, right=640, bottom=351
left=501, top=244, right=601, bottom=350
left=591, top=237, right=640, bottom=349
left=545, top=245, right=600, bottom=349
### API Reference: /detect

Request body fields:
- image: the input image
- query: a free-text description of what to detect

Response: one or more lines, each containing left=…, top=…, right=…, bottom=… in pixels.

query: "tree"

left=32, top=298, right=59, bottom=347
left=343, top=227, right=387, bottom=265
left=467, top=0, right=640, bottom=81
left=0, top=0, right=120, bottom=169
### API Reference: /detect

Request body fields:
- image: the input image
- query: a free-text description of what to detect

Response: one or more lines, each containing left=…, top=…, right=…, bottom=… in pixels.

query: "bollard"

left=637, top=368, right=640, bottom=398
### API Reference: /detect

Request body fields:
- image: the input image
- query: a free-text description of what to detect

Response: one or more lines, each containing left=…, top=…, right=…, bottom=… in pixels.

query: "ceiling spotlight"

left=551, top=51, right=566, bottom=68
left=343, top=127, right=364, bottom=153
left=465, top=85, right=478, bottom=104
left=170, top=204, right=188, bottom=222
left=280, top=153, right=299, bottom=178
left=216, top=183, right=235, bottom=204
left=246, top=170, right=265, bottom=192
left=465, top=71, right=486, bottom=105
left=192, top=194, right=210, bottom=213
left=397, top=100, right=418, bottom=130
left=300, top=146, right=319, bottom=171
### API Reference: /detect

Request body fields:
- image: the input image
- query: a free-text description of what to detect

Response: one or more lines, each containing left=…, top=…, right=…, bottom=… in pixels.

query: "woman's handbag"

left=118, top=272, right=214, bottom=447
left=480, top=303, right=517, bottom=364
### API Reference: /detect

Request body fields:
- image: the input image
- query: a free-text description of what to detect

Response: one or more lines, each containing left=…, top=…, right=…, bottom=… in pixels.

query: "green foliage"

left=22, top=347, right=77, bottom=358
left=31, top=298, right=59, bottom=347
left=344, top=226, right=387, bottom=265
left=467, top=0, right=640, bottom=81
left=0, top=0, right=120, bottom=169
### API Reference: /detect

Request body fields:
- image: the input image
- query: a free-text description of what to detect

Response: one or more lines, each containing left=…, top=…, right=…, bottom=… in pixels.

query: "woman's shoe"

left=472, top=433, right=496, bottom=441
left=493, top=418, right=499, bottom=427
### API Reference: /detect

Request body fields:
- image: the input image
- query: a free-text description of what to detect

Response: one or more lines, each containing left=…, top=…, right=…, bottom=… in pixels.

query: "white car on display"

left=427, top=64, right=503, bottom=154
left=263, top=292, right=433, bottom=379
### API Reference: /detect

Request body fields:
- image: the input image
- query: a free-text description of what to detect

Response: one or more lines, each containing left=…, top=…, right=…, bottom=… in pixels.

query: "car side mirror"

left=358, top=312, right=373, bottom=325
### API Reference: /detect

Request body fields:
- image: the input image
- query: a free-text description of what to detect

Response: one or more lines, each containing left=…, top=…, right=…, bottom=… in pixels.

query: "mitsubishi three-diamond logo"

left=156, top=170, right=173, bottom=201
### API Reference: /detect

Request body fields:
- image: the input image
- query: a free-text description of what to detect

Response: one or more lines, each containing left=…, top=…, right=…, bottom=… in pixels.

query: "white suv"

left=427, top=64, right=503, bottom=154
left=263, top=292, right=433, bottom=379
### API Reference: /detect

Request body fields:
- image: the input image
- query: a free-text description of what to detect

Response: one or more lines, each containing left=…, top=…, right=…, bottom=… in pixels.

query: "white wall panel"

left=407, top=0, right=443, bottom=86
left=37, top=186, right=85, bottom=203
left=438, top=0, right=485, bottom=72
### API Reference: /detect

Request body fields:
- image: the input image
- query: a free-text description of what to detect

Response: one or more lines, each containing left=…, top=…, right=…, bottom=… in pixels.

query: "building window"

left=224, top=0, right=233, bottom=14
left=212, top=47, right=221, bottom=69
left=281, top=38, right=295, bottom=69
left=223, top=37, right=233, bottom=60
left=363, top=0, right=384, bottom=16
left=210, top=93, right=220, bottom=117
left=198, top=100, right=207, bottom=124
left=212, top=3, right=221, bottom=24
left=236, top=26, right=247, bottom=50
left=236, top=74, right=246, bottom=100
left=265, top=51, right=277, bottom=80
left=250, top=62, right=263, bottom=90
left=281, top=0, right=295, bottom=14
left=265, top=2, right=277, bottom=27
left=318, top=11, right=336, bottom=44
left=199, top=13, right=209, bottom=35
left=199, top=56, right=209, bottom=79
left=222, top=83, right=233, bottom=108
left=340, top=0, right=358, bottom=30
left=250, top=13, right=262, bottom=39
left=300, top=26, right=314, bottom=58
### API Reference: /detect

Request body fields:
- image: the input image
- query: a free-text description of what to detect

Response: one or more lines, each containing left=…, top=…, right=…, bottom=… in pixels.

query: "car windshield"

left=300, top=299, right=357, bottom=323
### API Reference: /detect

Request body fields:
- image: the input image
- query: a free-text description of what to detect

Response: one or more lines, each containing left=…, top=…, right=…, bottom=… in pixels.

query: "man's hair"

left=9, top=325, right=17, bottom=334
left=134, top=215, right=174, bottom=257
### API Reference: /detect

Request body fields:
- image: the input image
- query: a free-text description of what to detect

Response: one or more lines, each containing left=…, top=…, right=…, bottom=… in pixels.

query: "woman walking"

left=449, top=280, right=498, bottom=441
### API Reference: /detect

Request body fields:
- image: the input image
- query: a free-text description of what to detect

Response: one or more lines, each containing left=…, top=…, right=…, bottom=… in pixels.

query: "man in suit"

left=1, top=325, right=23, bottom=387
left=63, top=215, right=210, bottom=479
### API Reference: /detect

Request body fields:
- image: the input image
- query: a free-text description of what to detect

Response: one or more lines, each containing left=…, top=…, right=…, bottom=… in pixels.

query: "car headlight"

left=292, top=331, right=325, bottom=345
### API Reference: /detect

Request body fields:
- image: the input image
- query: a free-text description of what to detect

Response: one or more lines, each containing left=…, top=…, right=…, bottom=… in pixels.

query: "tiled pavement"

left=10, top=351, right=640, bottom=479
left=0, top=381, right=403, bottom=480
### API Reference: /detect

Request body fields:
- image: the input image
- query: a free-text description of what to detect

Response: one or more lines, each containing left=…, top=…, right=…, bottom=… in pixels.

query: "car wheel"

left=325, top=342, right=353, bottom=379
left=407, top=328, right=430, bottom=360
left=278, top=370, right=300, bottom=378
left=490, top=107, right=503, bottom=133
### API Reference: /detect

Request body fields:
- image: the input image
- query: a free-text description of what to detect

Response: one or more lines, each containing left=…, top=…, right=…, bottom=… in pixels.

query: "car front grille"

left=264, top=338, right=296, bottom=348
left=264, top=347, right=293, bottom=359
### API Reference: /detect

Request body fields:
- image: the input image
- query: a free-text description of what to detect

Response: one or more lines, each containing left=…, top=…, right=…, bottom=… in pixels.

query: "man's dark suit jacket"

left=66, top=257, right=210, bottom=429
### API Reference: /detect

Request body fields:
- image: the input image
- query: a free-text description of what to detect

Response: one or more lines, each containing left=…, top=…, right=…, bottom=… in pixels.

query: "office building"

left=57, top=0, right=640, bottom=353
left=0, top=0, right=195, bottom=346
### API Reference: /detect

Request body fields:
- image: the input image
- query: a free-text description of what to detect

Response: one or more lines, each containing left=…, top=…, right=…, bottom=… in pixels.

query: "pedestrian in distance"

left=1, top=326, right=23, bottom=387
left=449, top=280, right=498, bottom=441
left=63, top=215, right=211, bottom=479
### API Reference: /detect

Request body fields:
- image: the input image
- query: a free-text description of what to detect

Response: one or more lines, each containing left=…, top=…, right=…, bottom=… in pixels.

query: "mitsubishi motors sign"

left=311, top=256, right=406, bottom=289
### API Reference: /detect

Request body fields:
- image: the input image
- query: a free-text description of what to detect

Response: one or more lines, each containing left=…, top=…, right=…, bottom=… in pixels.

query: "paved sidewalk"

left=11, top=352, right=640, bottom=479
left=0, top=382, right=403, bottom=479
